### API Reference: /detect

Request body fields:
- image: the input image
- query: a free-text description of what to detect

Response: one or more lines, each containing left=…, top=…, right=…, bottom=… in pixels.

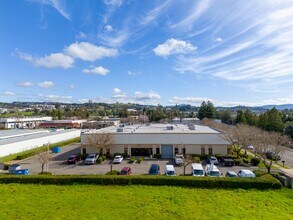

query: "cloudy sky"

left=1, top=0, right=293, bottom=106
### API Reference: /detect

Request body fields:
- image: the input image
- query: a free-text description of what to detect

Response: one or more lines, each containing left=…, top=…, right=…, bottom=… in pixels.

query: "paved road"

left=17, top=144, right=257, bottom=175
left=282, top=148, right=293, bottom=168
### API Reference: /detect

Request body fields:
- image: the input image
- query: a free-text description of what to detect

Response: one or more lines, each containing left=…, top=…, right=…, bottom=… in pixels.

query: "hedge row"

left=0, top=174, right=282, bottom=189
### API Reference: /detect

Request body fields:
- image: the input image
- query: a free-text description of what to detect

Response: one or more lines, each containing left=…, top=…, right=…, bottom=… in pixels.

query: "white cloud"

left=38, top=81, right=55, bottom=89
left=105, top=25, right=113, bottom=31
left=69, top=84, right=75, bottom=89
left=214, top=37, right=222, bottom=42
left=169, top=97, right=214, bottom=105
left=153, top=38, right=196, bottom=57
left=64, top=42, right=118, bottom=61
left=3, top=91, right=16, bottom=96
left=127, top=70, right=141, bottom=76
left=30, top=0, right=71, bottom=20
left=139, top=1, right=171, bottom=25
left=34, top=53, right=74, bottom=69
left=134, top=91, right=161, bottom=104
left=75, top=32, right=87, bottom=39
left=17, top=82, right=34, bottom=87
left=82, top=66, right=110, bottom=75
left=103, top=0, right=123, bottom=8
left=113, top=88, right=122, bottom=94
left=39, top=94, right=73, bottom=102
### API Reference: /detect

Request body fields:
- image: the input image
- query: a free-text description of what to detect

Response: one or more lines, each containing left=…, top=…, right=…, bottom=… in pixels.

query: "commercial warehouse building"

left=0, top=129, right=81, bottom=157
left=0, top=117, right=52, bottom=129
left=81, top=123, right=231, bottom=158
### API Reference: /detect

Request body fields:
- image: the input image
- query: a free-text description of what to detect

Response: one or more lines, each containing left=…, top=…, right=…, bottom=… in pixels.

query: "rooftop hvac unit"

left=117, top=128, right=124, bottom=132
left=167, top=126, right=174, bottom=130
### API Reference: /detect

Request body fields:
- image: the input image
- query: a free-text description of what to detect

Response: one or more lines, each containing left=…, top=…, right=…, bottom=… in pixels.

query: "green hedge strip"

left=0, top=174, right=282, bottom=189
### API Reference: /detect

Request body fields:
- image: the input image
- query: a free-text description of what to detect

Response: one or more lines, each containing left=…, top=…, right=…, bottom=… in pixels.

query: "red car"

left=120, top=167, right=132, bottom=175
left=67, top=155, right=80, bottom=164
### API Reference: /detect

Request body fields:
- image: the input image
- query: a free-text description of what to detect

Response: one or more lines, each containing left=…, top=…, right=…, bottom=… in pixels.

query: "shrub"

left=78, top=153, right=88, bottom=160
left=156, top=154, right=162, bottom=159
left=251, top=157, right=260, bottom=166
left=253, top=169, right=267, bottom=177
left=130, top=157, right=136, bottom=163
left=0, top=174, right=282, bottom=189
left=138, top=157, right=143, bottom=163
left=105, top=170, right=119, bottom=175
left=38, top=172, right=52, bottom=175
left=239, top=153, right=248, bottom=158
left=234, top=159, right=241, bottom=165
left=194, top=157, right=200, bottom=163
left=243, top=158, right=249, bottom=164
left=102, top=155, right=106, bottom=161
left=97, top=157, right=104, bottom=164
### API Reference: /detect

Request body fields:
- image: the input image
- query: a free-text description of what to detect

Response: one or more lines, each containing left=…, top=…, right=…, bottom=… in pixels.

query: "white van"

left=237, top=169, right=255, bottom=178
left=205, top=164, right=221, bottom=177
left=191, top=163, right=205, bottom=176
left=165, top=165, right=176, bottom=176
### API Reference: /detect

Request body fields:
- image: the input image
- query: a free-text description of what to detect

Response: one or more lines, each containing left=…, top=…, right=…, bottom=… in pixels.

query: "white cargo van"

left=191, top=163, right=205, bottom=176
left=237, top=169, right=255, bottom=178
left=205, top=164, right=221, bottom=177
left=165, top=165, right=176, bottom=176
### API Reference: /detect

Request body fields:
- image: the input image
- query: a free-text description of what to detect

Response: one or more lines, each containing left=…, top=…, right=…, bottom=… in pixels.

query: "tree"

left=284, top=125, right=293, bottom=139
left=198, top=101, right=215, bottom=120
left=37, top=144, right=51, bottom=174
left=252, top=130, right=288, bottom=174
left=235, top=110, right=247, bottom=124
left=258, top=108, right=284, bottom=132
left=218, top=110, right=232, bottom=124
left=85, top=132, right=114, bottom=155
left=183, top=155, right=194, bottom=176
left=51, top=109, right=57, bottom=120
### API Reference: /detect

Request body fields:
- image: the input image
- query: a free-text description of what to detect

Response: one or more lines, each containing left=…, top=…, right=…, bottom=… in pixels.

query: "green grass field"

left=0, top=184, right=292, bottom=220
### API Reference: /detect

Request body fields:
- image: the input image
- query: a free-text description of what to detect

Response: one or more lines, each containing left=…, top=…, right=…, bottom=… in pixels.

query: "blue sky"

left=0, top=0, right=293, bottom=106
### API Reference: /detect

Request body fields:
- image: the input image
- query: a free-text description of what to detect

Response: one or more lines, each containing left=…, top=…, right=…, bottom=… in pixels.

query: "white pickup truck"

left=174, top=154, right=184, bottom=166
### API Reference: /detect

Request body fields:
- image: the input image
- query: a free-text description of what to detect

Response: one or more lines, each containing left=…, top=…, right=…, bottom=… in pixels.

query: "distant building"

left=82, top=118, right=120, bottom=129
left=38, top=120, right=85, bottom=129
left=0, top=117, right=52, bottom=129
left=172, top=117, right=200, bottom=124
left=81, top=123, right=231, bottom=158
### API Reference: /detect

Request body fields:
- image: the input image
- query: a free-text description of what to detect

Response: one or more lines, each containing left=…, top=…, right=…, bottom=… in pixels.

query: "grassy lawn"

left=0, top=184, right=292, bottom=220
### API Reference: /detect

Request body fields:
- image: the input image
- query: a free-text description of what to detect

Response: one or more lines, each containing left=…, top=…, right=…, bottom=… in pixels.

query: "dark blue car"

left=148, top=164, right=160, bottom=175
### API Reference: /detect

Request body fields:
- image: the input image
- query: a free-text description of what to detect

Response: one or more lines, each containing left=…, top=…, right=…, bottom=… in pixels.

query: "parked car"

left=84, top=154, right=99, bottom=165
left=149, top=164, right=160, bottom=175
left=8, top=164, right=21, bottom=174
left=113, top=155, right=123, bottom=164
left=205, top=164, right=221, bottom=177
left=120, top=167, right=131, bottom=175
left=219, top=156, right=235, bottom=166
left=174, top=154, right=184, bottom=166
left=207, top=156, right=219, bottom=165
left=165, top=165, right=176, bottom=176
left=191, top=163, right=205, bottom=176
left=237, top=169, right=255, bottom=178
left=225, top=171, right=238, bottom=177
left=247, top=145, right=254, bottom=150
left=67, top=155, right=80, bottom=164
left=265, top=151, right=281, bottom=161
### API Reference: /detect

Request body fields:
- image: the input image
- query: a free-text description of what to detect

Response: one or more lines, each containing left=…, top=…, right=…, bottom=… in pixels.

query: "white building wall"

left=212, top=145, right=228, bottom=155
left=110, top=145, right=124, bottom=154
left=185, top=145, right=202, bottom=154
left=0, top=130, right=80, bottom=157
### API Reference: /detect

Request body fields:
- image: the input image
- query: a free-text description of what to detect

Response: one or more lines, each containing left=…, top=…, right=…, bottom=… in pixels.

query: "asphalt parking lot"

left=17, top=144, right=258, bottom=175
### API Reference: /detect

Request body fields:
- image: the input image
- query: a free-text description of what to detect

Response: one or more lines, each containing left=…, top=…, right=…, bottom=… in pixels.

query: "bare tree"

left=253, top=130, right=288, bottom=174
left=183, top=155, right=194, bottom=176
left=37, top=143, right=51, bottom=174
left=138, top=115, right=149, bottom=123
left=85, top=132, right=114, bottom=155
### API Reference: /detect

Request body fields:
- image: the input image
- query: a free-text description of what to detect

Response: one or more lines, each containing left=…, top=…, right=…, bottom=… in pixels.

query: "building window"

left=124, top=147, right=128, bottom=156
left=175, top=148, right=178, bottom=154
left=106, top=148, right=110, bottom=155
left=201, top=147, right=205, bottom=155
left=156, top=147, right=160, bottom=155
left=182, top=148, right=186, bottom=155
left=208, top=147, right=213, bottom=155
left=82, top=148, right=86, bottom=154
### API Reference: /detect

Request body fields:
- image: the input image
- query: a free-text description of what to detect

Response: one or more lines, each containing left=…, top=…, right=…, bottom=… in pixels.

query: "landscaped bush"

left=251, top=157, right=260, bottom=166
left=97, top=157, right=104, bottom=164
left=239, top=152, right=248, bottom=158
left=38, top=172, right=52, bottom=175
left=130, top=157, right=136, bottom=163
left=253, top=169, right=267, bottom=177
left=234, top=159, right=241, bottom=165
left=194, top=157, right=200, bottom=163
left=101, top=155, right=106, bottom=161
left=138, top=157, right=143, bottom=163
left=0, top=174, right=282, bottom=189
left=243, top=158, right=249, bottom=164
left=105, top=170, right=119, bottom=175
left=156, top=154, right=162, bottom=159
left=78, top=153, right=88, bottom=160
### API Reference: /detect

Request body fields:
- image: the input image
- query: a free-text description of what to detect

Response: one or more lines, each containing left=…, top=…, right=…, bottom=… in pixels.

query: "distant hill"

left=260, top=104, right=293, bottom=110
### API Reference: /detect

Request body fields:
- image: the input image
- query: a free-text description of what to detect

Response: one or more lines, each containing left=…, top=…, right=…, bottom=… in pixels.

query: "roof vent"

left=117, top=128, right=124, bottom=132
